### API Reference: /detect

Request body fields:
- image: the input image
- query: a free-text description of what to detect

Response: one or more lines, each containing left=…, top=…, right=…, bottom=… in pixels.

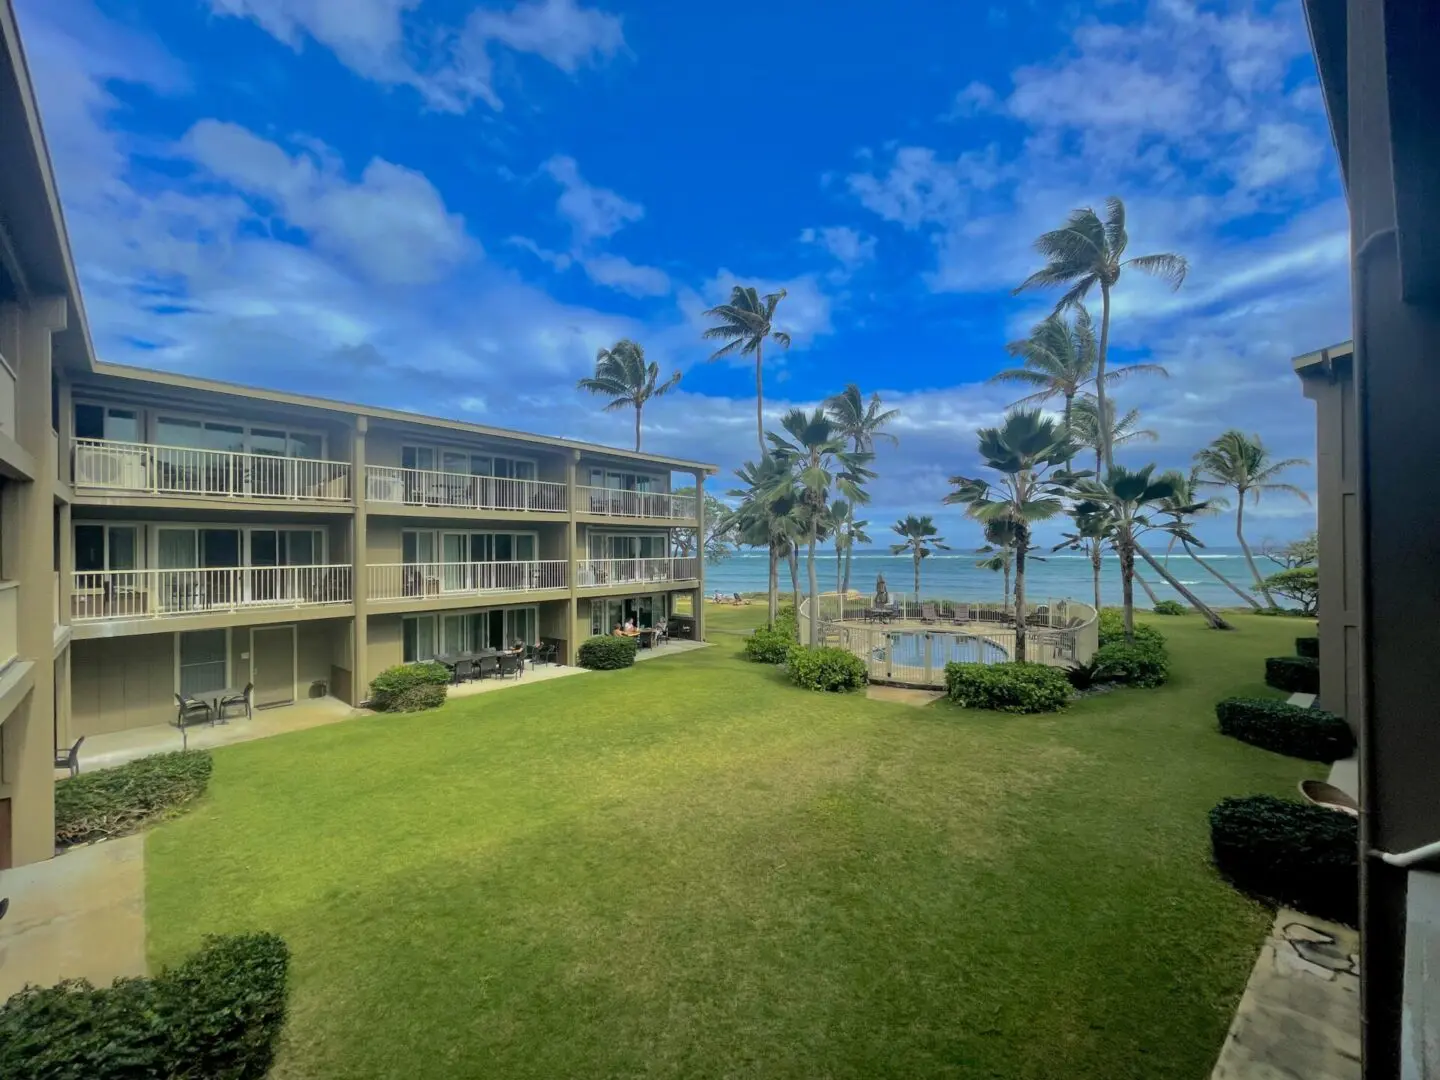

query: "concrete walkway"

left=1210, top=909, right=1360, bottom=1080
left=866, top=684, right=946, bottom=707
left=445, top=662, right=587, bottom=699
left=0, top=836, right=148, bottom=1000
left=635, top=638, right=710, bottom=662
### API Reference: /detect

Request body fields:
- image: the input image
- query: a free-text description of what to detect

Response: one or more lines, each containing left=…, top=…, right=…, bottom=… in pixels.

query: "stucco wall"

left=72, top=634, right=177, bottom=735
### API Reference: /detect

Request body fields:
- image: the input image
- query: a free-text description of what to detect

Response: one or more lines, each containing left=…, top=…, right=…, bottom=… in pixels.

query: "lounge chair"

left=54, top=736, right=85, bottom=778
left=920, top=603, right=938, bottom=624
left=219, top=683, right=253, bottom=720
left=175, top=693, right=213, bottom=727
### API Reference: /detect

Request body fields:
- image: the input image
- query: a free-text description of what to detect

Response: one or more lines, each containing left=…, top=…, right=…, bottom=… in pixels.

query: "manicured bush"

left=0, top=932, right=290, bottom=1079
left=773, top=604, right=799, bottom=641
left=391, top=683, right=448, bottom=713
left=1065, top=659, right=1100, bottom=691
left=785, top=645, right=867, bottom=692
left=1265, top=655, right=1319, bottom=694
left=744, top=627, right=793, bottom=664
left=1097, top=609, right=1166, bottom=650
left=1215, top=698, right=1354, bottom=762
left=1152, top=599, right=1186, bottom=615
left=54, top=751, right=213, bottom=847
left=944, top=661, right=1072, bottom=714
left=369, top=662, right=451, bottom=711
left=576, top=635, right=638, bottom=671
left=1295, top=636, right=1320, bottom=659
left=1209, top=795, right=1358, bottom=925
left=1091, top=641, right=1171, bottom=688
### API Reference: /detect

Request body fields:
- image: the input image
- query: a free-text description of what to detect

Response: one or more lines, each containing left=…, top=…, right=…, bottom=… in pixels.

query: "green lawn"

left=147, top=606, right=1318, bottom=1079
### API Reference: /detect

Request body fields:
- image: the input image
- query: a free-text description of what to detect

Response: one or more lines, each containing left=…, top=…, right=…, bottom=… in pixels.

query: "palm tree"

left=1053, top=513, right=1109, bottom=612
left=826, top=384, right=901, bottom=452
left=828, top=500, right=870, bottom=599
left=702, top=286, right=791, bottom=458
left=1069, top=396, right=1156, bottom=474
left=724, top=456, right=804, bottom=627
left=890, top=515, right=949, bottom=598
left=1014, top=196, right=1187, bottom=469
left=575, top=339, right=681, bottom=452
left=975, top=519, right=1020, bottom=609
left=944, top=409, right=1081, bottom=661
left=1193, top=431, right=1311, bottom=608
left=767, top=409, right=874, bottom=645
left=1156, top=468, right=1259, bottom=609
left=991, top=306, right=1165, bottom=455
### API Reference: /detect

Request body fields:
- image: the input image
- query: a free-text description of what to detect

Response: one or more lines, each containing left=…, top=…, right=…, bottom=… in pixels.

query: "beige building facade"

left=0, top=2, right=713, bottom=868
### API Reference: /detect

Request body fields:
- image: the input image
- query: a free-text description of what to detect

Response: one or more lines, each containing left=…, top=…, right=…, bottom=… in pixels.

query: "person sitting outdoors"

left=612, top=623, right=625, bottom=637
left=732, top=592, right=743, bottom=605
left=624, top=617, right=637, bottom=632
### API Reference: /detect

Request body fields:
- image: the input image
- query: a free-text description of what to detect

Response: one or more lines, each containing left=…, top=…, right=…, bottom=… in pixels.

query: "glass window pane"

left=75, top=404, right=104, bottom=440
left=416, top=616, right=436, bottom=660
left=514, top=534, right=535, bottom=561
left=442, top=451, right=468, bottom=473
left=403, top=618, right=418, bottom=662
left=108, top=527, right=138, bottom=571
left=250, top=531, right=278, bottom=567
left=157, top=529, right=198, bottom=569
left=513, top=460, right=536, bottom=480
left=250, top=429, right=287, bottom=458
left=179, top=629, right=227, bottom=696
left=107, top=409, right=140, bottom=442
left=286, top=531, right=315, bottom=566
left=157, top=417, right=204, bottom=448
left=75, top=525, right=105, bottom=572
left=289, top=433, right=323, bottom=460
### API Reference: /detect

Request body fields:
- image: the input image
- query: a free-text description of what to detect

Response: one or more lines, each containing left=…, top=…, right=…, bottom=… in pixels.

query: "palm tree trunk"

left=1013, top=526, right=1028, bottom=662
left=1089, top=540, right=1102, bottom=611
left=1119, top=539, right=1135, bottom=643
left=1063, top=391, right=1074, bottom=470
left=807, top=530, right=819, bottom=647
left=1134, top=568, right=1161, bottom=606
left=767, top=543, right=779, bottom=628
left=835, top=545, right=843, bottom=606
left=1097, top=281, right=1113, bottom=470
left=754, top=342, right=766, bottom=459
left=913, top=552, right=921, bottom=598
left=787, top=546, right=801, bottom=613
left=841, top=541, right=853, bottom=599
left=1182, top=539, right=1260, bottom=609
left=1235, top=497, right=1277, bottom=607
left=1136, top=543, right=1233, bottom=629
left=634, top=403, right=642, bottom=452
left=1003, top=563, right=1011, bottom=611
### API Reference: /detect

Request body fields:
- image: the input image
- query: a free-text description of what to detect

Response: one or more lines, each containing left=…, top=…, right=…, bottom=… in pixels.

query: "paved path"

left=865, top=684, right=946, bottom=707
left=0, top=836, right=148, bottom=1000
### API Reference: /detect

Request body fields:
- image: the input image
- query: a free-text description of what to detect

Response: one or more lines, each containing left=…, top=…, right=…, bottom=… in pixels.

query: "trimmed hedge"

left=1097, top=609, right=1166, bottom=650
left=0, top=932, right=290, bottom=1080
left=785, top=645, right=867, bottom=692
left=944, top=661, right=1072, bottom=714
left=773, top=604, right=799, bottom=641
left=391, top=684, right=448, bottom=713
left=1091, top=641, right=1170, bottom=688
left=1265, top=655, right=1319, bottom=694
left=54, top=751, right=213, bottom=847
left=744, top=627, right=793, bottom=664
left=369, top=662, right=451, bottom=712
left=1209, top=795, right=1358, bottom=925
left=1216, top=698, right=1355, bottom=762
left=1152, top=599, right=1186, bottom=615
left=1295, top=636, right=1320, bottom=659
left=577, top=635, right=638, bottom=670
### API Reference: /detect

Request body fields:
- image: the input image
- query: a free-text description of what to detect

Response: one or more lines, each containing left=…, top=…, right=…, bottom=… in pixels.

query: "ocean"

left=701, top=546, right=1263, bottom=609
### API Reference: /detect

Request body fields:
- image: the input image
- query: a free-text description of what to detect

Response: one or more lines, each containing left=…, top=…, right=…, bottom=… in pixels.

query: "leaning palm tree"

left=1193, top=431, right=1311, bottom=608
left=991, top=306, right=1165, bottom=454
left=890, top=515, right=949, bottom=599
left=1069, top=395, right=1157, bottom=475
left=702, top=286, right=791, bottom=458
left=724, top=455, right=804, bottom=627
left=1156, top=467, right=1259, bottom=609
left=826, top=384, right=901, bottom=453
left=1014, top=197, right=1187, bottom=468
left=828, top=499, right=871, bottom=599
left=767, top=409, right=874, bottom=645
left=576, top=339, right=681, bottom=452
left=944, top=409, right=1082, bottom=661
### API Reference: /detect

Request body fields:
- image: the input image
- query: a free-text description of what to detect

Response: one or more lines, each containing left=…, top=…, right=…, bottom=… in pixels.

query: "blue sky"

left=18, top=0, right=1347, bottom=547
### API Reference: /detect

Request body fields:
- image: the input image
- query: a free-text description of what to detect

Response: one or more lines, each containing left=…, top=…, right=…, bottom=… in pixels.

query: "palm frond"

left=1123, top=252, right=1189, bottom=290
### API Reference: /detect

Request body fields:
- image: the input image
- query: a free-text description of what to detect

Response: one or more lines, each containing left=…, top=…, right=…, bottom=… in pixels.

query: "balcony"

left=73, top=439, right=351, bottom=502
left=365, top=466, right=567, bottom=514
left=576, top=557, right=699, bottom=589
left=576, top=486, right=696, bottom=521
left=71, top=566, right=352, bottom=622
left=369, top=560, right=566, bottom=602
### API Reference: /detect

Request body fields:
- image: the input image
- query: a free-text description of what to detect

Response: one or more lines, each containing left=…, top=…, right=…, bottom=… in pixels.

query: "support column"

left=694, top=469, right=707, bottom=642
left=56, top=376, right=72, bottom=486
left=58, top=499, right=72, bottom=636
left=350, top=416, right=368, bottom=704
left=566, top=449, right=580, bottom=663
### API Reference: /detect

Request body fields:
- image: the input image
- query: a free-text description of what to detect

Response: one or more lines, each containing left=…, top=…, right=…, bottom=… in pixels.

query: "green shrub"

left=785, top=645, right=867, bottom=692
left=576, top=635, right=638, bottom=670
left=1265, top=655, right=1319, bottom=694
left=1208, top=795, right=1358, bottom=925
left=391, top=683, right=447, bottom=712
left=54, top=751, right=213, bottom=847
left=1152, top=599, right=1186, bottom=615
left=369, top=662, right=451, bottom=711
left=0, top=932, right=290, bottom=1079
left=744, top=627, right=793, bottom=664
left=1215, top=698, right=1354, bottom=762
left=944, top=661, right=1072, bottom=714
left=773, top=604, right=799, bottom=641
left=1065, top=659, right=1100, bottom=691
left=1097, top=609, right=1166, bottom=650
left=1091, top=641, right=1171, bottom=688
left=1295, top=636, right=1320, bottom=659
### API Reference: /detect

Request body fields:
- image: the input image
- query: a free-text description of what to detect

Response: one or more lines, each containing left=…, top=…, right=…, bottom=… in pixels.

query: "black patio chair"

left=477, top=655, right=499, bottom=680
left=54, top=736, right=85, bottom=778
left=175, top=693, right=213, bottom=727
left=498, top=653, right=522, bottom=680
left=219, top=683, right=253, bottom=721
left=452, top=659, right=475, bottom=684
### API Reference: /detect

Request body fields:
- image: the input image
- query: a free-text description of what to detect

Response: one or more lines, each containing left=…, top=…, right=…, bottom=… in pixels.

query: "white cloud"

left=682, top=272, right=833, bottom=349
left=580, top=254, right=671, bottom=297
left=800, top=226, right=877, bottom=272
left=469, top=0, right=624, bottom=74
left=847, top=145, right=1007, bottom=230
left=1236, top=122, right=1326, bottom=191
left=944, top=80, right=998, bottom=119
left=506, top=235, right=572, bottom=270
left=543, top=154, right=644, bottom=242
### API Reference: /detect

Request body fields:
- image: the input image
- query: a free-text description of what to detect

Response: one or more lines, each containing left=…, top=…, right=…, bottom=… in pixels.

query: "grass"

left=146, top=604, right=1318, bottom=1079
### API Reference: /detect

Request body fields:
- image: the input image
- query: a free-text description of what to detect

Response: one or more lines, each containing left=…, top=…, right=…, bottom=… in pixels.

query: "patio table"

left=199, top=687, right=242, bottom=725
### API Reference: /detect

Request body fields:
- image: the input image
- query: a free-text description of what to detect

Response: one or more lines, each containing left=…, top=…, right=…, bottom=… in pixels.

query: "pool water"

left=872, top=631, right=1010, bottom=668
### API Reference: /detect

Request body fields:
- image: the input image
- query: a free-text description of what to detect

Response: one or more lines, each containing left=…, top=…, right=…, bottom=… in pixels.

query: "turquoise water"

left=881, top=632, right=1009, bottom=667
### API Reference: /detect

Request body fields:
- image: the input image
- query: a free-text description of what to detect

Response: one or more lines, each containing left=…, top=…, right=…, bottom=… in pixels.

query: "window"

left=178, top=629, right=228, bottom=696
left=403, top=615, right=438, bottom=662
left=74, top=404, right=139, bottom=443
left=74, top=524, right=138, bottom=573
left=589, top=468, right=660, bottom=491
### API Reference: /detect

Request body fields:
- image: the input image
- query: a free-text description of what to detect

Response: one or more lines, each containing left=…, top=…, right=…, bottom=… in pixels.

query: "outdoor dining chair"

left=452, top=659, right=475, bottom=684
left=219, top=683, right=253, bottom=721
left=498, top=653, right=522, bottom=680
left=175, top=693, right=213, bottom=727
left=477, top=655, right=499, bottom=680
left=54, top=736, right=85, bottom=778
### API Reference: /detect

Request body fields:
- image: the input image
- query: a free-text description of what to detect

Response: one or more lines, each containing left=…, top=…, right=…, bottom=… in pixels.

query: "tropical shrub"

left=576, top=635, right=638, bottom=671
left=1152, top=599, right=1186, bottom=615
left=1265, top=655, right=1319, bottom=694
left=785, top=645, right=867, bottom=692
left=1215, top=698, right=1354, bottom=762
left=1209, top=795, right=1358, bottom=925
left=369, top=662, right=451, bottom=712
left=744, top=627, right=793, bottom=664
left=0, top=932, right=290, bottom=1080
left=1065, top=659, right=1100, bottom=691
left=54, top=751, right=213, bottom=847
left=773, top=604, right=799, bottom=641
left=1295, top=636, right=1320, bottom=659
left=1097, top=609, right=1166, bottom=650
left=1091, top=641, right=1170, bottom=688
left=1262, top=566, right=1318, bottom=616
left=391, top=684, right=448, bottom=713
left=944, top=661, right=1072, bottom=714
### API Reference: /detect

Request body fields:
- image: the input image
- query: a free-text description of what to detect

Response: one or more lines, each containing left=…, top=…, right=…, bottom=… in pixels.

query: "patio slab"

left=634, top=639, right=711, bottom=661
left=0, top=836, right=148, bottom=1000
left=445, top=662, right=587, bottom=698
left=866, top=684, right=946, bottom=707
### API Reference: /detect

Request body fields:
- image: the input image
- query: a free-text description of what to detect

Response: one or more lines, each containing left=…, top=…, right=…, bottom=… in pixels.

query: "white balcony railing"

left=366, top=466, right=567, bottom=513
left=369, top=560, right=566, bottom=602
left=72, top=438, right=351, bottom=502
left=71, top=566, right=352, bottom=621
left=576, top=486, right=696, bottom=521
left=576, top=557, right=699, bottom=588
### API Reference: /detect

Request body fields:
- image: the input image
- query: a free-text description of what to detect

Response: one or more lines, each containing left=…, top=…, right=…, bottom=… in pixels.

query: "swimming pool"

left=860, top=629, right=1010, bottom=668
